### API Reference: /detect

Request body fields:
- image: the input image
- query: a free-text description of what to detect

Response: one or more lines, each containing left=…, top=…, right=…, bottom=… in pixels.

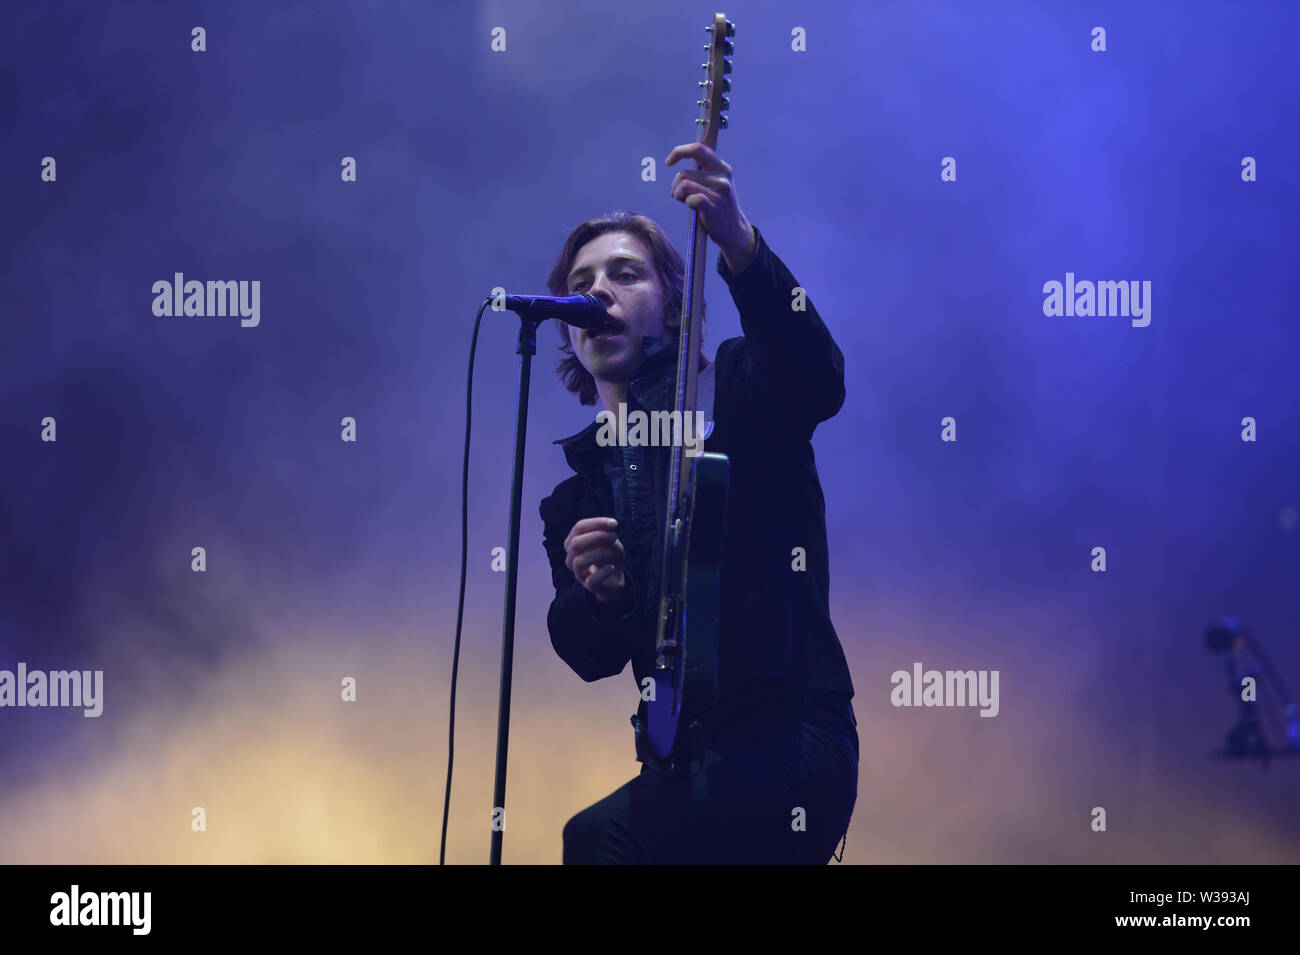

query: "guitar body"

left=640, top=451, right=729, bottom=774
left=632, top=12, right=736, bottom=777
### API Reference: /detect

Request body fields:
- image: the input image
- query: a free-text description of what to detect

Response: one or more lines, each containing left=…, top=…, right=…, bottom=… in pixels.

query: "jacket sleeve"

left=715, top=224, right=846, bottom=439
left=539, top=488, right=639, bottom=682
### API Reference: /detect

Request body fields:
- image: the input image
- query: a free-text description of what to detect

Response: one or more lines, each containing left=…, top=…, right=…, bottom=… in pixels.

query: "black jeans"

left=562, top=691, right=858, bottom=864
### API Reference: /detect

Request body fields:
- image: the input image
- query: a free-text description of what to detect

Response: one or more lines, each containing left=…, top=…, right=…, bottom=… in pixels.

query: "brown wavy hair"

left=545, top=211, right=706, bottom=406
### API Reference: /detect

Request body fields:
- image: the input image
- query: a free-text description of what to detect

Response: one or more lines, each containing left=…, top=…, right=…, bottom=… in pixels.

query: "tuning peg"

left=725, top=20, right=735, bottom=37
left=719, top=115, right=728, bottom=129
left=720, top=96, right=729, bottom=112
left=723, top=40, right=734, bottom=56
left=721, top=76, right=731, bottom=93
left=720, top=59, right=732, bottom=75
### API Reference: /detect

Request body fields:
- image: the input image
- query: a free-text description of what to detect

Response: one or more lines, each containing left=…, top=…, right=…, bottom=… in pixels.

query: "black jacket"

left=539, top=225, right=855, bottom=711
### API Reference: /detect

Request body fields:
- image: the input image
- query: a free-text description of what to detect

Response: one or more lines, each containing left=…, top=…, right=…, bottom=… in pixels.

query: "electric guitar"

left=635, top=13, right=735, bottom=775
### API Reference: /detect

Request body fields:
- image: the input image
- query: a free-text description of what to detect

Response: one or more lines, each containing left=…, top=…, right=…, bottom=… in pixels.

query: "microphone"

left=502, top=293, right=610, bottom=330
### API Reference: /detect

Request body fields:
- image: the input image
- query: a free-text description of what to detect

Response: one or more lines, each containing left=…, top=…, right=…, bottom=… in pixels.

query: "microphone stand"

left=489, top=310, right=547, bottom=865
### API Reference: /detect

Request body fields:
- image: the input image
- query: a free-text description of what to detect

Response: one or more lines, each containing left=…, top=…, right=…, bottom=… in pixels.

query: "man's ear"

left=662, top=307, right=682, bottom=335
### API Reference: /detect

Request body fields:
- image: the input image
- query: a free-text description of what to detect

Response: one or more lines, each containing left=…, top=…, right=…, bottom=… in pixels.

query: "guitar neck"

left=665, top=12, right=732, bottom=521
left=666, top=206, right=708, bottom=519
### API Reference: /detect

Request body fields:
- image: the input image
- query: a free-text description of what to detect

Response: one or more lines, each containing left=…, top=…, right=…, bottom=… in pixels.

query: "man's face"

left=564, top=231, right=673, bottom=388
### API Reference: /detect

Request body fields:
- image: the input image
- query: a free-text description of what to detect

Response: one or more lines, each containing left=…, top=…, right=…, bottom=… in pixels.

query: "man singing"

left=538, top=142, right=857, bottom=864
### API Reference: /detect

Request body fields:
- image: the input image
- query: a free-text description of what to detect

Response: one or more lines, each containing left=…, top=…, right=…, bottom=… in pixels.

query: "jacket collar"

left=553, top=335, right=678, bottom=450
left=553, top=335, right=679, bottom=482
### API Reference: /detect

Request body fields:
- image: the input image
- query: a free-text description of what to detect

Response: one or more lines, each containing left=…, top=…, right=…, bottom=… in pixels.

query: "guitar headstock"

left=696, top=13, right=735, bottom=149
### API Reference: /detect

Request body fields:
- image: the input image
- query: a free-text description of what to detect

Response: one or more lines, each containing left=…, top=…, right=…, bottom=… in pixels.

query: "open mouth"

left=589, top=318, right=625, bottom=344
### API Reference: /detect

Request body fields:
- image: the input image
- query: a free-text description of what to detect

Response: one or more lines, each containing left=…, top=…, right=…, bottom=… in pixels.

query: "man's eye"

left=571, top=272, right=634, bottom=292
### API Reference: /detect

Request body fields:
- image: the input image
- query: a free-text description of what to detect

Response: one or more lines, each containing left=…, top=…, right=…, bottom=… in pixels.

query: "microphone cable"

left=440, top=296, right=492, bottom=865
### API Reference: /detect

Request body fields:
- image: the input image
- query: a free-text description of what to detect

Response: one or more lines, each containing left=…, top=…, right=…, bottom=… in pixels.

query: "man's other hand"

left=564, top=517, right=627, bottom=605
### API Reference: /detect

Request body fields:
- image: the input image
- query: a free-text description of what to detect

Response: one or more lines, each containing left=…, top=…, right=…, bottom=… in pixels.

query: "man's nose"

left=586, top=274, right=616, bottom=304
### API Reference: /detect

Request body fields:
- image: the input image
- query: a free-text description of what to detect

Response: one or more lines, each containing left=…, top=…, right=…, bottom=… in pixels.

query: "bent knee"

left=562, top=805, right=643, bottom=864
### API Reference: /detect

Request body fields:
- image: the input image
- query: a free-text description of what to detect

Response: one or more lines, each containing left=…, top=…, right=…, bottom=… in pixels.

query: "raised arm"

left=666, top=142, right=845, bottom=440
left=716, top=225, right=846, bottom=438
